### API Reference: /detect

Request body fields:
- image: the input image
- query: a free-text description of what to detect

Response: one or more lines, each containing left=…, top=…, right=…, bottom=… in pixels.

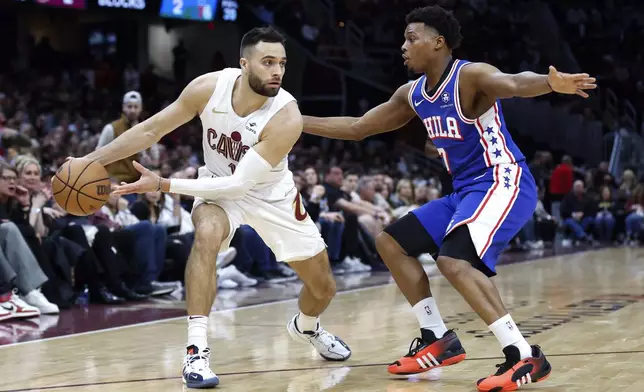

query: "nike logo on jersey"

left=212, top=108, right=227, bottom=114
left=414, top=99, right=424, bottom=107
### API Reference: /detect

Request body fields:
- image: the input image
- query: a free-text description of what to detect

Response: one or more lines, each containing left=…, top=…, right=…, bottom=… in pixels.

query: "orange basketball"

left=52, top=158, right=111, bottom=216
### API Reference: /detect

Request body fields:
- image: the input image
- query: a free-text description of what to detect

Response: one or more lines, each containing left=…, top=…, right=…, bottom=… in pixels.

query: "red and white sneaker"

left=1, top=291, right=40, bottom=319
left=0, top=305, right=12, bottom=322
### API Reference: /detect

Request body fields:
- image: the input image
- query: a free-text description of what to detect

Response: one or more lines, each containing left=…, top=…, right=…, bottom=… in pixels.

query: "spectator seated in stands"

left=322, top=166, right=377, bottom=272
left=226, top=225, right=297, bottom=287
left=296, top=171, right=345, bottom=271
left=519, top=188, right=556, bottom=249
left=389, top=178, right=418, bottom=220
left=100, top=181, right=176, bottom=296
left=549, top=155, right=574, bottom=220
left=624, top=185, right=644, bottom=245
left=594, top=185, right=617, bottom=243
left=128, top=184, right=242, bottom=286
left=561, top=180, right=596, bottom=244
left=0, top=220, right=59, bottom=317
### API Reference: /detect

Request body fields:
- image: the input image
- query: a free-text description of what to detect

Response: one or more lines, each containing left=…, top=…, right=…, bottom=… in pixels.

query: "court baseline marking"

left=4, top=349, right=644, bottom=391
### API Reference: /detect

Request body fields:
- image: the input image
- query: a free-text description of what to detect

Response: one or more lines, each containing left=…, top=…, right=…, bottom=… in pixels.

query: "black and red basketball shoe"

left=476, top=345, right=551, bottom=391
left=388, top=329, right=467, bottom=375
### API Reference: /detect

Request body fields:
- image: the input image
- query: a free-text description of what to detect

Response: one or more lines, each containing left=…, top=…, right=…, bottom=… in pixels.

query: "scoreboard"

left=159, top=0, right=217, bottom=21
left=15, top=0, right=239, bottom=22
left=34, top=0, right=86, bottom=9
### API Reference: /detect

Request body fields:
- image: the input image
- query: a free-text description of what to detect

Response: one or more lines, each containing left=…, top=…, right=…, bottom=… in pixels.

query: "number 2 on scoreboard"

left=173, top=0, right=183, bottom=15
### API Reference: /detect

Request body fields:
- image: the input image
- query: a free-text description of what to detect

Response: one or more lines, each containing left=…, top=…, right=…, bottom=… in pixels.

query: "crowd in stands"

left=551, top=0, right=644, bottom=120
left=0, top=1, right=642, bottom=329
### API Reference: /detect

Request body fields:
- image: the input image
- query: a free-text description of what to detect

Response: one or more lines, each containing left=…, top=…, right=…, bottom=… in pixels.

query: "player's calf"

left=286, top=251, right=351, bottom=361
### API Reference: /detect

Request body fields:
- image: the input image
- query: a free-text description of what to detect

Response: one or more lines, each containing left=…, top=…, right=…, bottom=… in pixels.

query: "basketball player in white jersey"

left=75, top=26, right=351, bottom=389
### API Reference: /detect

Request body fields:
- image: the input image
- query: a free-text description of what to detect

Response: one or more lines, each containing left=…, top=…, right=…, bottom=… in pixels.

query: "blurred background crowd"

left=0, top=0, right=642, bottom=326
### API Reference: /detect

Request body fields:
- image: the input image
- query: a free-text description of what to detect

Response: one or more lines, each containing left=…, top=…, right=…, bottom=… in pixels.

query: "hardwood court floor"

left=1, top=247, right=643, bottom=391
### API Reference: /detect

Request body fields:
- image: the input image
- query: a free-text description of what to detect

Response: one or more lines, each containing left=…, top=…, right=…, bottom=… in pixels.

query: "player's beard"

left=248, top=71, right=280, bottom=97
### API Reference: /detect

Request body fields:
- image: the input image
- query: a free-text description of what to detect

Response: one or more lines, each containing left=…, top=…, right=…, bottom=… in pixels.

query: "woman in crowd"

left=595, top=185, right=617, bottom=243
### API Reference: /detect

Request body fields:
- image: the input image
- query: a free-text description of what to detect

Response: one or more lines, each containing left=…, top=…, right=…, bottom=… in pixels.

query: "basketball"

left=51, top=158, right=112, bottom=216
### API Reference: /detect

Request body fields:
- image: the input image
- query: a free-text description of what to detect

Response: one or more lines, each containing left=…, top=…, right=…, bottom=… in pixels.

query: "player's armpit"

left=463, top=63, right=551, bottom=100
left=255, top=101, right=303, bottom=167
left=84, top=73, right=218, bottom=166
left=424, top=139, right=440, bottom=158
left=302, top=82, right=416, bottom=141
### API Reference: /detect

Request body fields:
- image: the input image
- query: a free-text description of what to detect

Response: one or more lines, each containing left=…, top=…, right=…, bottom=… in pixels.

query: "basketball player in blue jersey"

left=303, top=5, right=596, bottom=391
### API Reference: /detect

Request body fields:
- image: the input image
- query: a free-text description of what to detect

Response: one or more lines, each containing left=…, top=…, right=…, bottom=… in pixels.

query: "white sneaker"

left=217, top=278, right=238, bottom=289
left=349, top=257, right=371, bottom=271
left=219, top=265, right=257, bottom=287
left=216, top=247, right=237, bottom=269
left=182, top=345, right=220, bottom=389
left=5, top=291, right=40, bottom=319
left=287, top=313, right=351, bottom=361
left=23, top=289, right=59, bottom=314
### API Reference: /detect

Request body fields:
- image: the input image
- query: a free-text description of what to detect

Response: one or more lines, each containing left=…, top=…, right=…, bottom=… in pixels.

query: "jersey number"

left=228, top=163, right=236, bottom=174
left=436, top=148, right=451, bottom=173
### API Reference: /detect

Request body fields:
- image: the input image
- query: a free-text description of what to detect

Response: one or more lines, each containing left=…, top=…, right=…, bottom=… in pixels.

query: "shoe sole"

left=388, top=352, right=467, bottom=375
left=320, top=351, right=352, bottom=361
left=183, top=377, right=220, bottom=389
left=477, top=370, right=551, bottom=392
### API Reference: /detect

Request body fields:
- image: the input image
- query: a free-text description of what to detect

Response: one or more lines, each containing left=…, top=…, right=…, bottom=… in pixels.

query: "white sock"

left=412, top=297, right=448, bottom=339
left=187, top=315, right=209, bottom=352
left=488, top=314, right=532, bottom=359
left=296, top=312, right=319, bottom=332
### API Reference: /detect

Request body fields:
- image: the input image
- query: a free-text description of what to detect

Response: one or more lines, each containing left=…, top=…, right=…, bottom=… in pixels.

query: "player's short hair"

left=405, top=5, right=463, bottom=50
left=240, top=26, right=286, bottom=57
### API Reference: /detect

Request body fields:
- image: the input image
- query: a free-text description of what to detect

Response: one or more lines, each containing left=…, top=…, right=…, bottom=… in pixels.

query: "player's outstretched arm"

left=302, top=82, right=417, bottom=141
left=464, top=63, right=597, bottom=99
left=83, top=74, right=216, bottom=166
left=112, top=101, right=303, bottom=199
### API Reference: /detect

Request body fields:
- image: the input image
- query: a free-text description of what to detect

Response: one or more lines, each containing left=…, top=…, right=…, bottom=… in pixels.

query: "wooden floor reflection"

left=2, top=247, right=643, bottom=392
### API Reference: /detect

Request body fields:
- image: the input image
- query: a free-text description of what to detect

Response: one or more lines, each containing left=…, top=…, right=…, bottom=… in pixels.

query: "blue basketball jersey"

left=408, top=59, right=526, bottom=191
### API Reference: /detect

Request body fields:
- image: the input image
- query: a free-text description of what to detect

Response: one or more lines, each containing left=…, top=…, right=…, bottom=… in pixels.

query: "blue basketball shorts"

left=411, top=162, right=537, bottom=275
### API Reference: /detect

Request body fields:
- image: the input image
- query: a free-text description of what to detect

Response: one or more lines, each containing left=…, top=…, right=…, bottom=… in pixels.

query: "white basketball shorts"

left=191, top=169, right=326, bottom=262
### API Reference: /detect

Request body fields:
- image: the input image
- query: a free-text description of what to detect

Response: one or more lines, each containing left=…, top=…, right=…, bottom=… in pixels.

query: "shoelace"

left=187, top=355, right=211, bottom=372
left=186, top=349, right=212, bottom=372
left=404, top=337, right=426, bottom=357
left=493, top=358, right=516, bottom=376
left=313, top=329, right=336, bottom=347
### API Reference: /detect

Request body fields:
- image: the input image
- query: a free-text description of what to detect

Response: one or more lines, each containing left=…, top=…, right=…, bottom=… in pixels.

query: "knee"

left=308, top=273, right=337, bottom=300
left=194, top=221, right=227, bottom=246
left=0, top=221, right=20, bottom=237
left=436, top=255, right=471, bottom=281
left=375, top=232, right=403, bottom=258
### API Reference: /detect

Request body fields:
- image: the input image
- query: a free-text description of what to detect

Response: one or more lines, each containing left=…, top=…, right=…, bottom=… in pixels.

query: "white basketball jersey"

left=199, top=68, right=296, bottom=190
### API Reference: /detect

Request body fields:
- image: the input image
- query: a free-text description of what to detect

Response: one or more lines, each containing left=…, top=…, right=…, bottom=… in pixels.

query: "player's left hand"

left=111, top=161, right=162, bottom=195
left=547, top=66, right=597, bottom=98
